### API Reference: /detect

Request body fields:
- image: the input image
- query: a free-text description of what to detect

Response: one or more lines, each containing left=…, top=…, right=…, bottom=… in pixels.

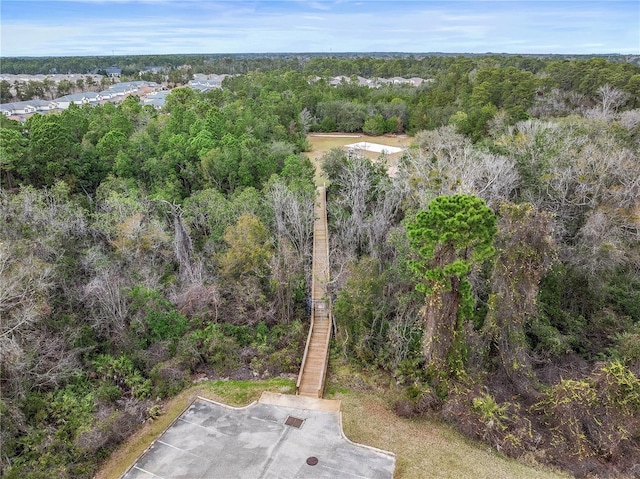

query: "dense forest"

left=1, top=55, right=640, bottom=478
left=2, top=52, right=639, bottom=76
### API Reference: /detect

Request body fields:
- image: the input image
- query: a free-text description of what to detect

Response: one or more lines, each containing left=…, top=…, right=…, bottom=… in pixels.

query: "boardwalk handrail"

left=316, top=309, right=332, bottom=397
left=296, top=186, right=332, bottom=398
left=314, top=186, right=331, bottom=398
left=296, top=311, right=315, bottom=391
left=296, top=187, right=322, bottom=394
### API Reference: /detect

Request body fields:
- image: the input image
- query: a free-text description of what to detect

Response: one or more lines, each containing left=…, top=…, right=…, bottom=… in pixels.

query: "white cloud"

left=0, top=0, right=637, bottom=55
left=308, top=1, right=332, bottom=11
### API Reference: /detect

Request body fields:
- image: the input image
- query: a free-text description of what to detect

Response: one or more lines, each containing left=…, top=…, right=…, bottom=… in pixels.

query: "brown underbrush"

left=396, top=361, right=640, bottom=478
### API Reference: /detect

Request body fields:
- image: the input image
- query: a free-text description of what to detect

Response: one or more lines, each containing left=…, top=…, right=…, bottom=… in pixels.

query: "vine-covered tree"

left=482, top=203, right=556, bottom=396
left=406, top=194, right=496, bottom=378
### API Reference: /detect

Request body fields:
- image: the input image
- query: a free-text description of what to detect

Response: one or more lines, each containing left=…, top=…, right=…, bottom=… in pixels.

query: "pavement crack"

left=257, top=425, right=292, bottom=479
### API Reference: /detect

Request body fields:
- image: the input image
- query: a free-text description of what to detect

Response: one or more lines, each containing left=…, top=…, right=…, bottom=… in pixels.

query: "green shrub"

left=48, top=385, right=95, bottom=435
left=0, top=399, right=23, bottom=461
left=472, top=393, right=507, bottom=421
left=613, top=327, right=640, bottom=364
left=198, top=323, right=242, bottom=373
left=129, top=286, right=190, bottom=347
left=363, top=114, right=386, bottom=136
left=394, top=356, right=426, bottom=385
left=95, top=383, right=122, bottom=403
left=220, top=323, right=253, bottom=346
left=527, top=313, right=575, bottom=356
left=93, top=354, right=152, bottom=399
left=5, top=385, right=98, bottom=479
left=174, top=332, right=204, bottom=369
left=255, top=321, right=268, bottom=345
left=606, top=273, right=640, bottom=320
left=146, top=309, right=189, bottom=342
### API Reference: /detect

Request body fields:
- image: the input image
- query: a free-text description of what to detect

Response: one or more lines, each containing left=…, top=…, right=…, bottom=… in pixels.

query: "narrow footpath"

left=296, top=186, right=332, bottom=398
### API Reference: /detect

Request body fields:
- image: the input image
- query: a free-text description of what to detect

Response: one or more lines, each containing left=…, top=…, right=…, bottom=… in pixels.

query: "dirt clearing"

left=306, top=133, right=411, bottom=182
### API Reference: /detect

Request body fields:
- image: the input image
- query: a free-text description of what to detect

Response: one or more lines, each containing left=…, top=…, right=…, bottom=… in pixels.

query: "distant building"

left=142, top=90, right=170, bottom=109
left=187, top=74, right=230, bottom=92
left=323, top=75, right=429, bottom=88
left=94, top=81, right=154, bottom=102
left=51, top=92, right=101, bottom=109
left=140, top=66, right=167, bottom=74
left=1, top=99, right=55, bottom=118
left=105, top=67, right=122, bottom=78
left=328, top=75, right=351, bottom=86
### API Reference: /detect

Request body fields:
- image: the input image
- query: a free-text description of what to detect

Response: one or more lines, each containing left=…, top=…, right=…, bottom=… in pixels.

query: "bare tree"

left=597, top=84, right=629, bottom=119
left=399, top=125, right=519, bottom=209
left=266, top=179, right=315, bottom=262
left=298, top=108, right=314, bottom=135
left=617, top=109, right=640, bottom=131
left=25, top=330, right=80, bottom=390
left=492, top=115, right=640, bottom=291
left=329, top=155, right=403, bottom=259
left=571, top=208, right=628, bottom=280
left=0, top=242, right=55, bottom=397
left=158, top=200, right=196, bottom=283
left=364, top=177, right=404, bottom=260
left=265, top=180, right=316, bottom=322
left=82, top=267, right=129, bottom=342
left=330, top=155, right=375, bottom=256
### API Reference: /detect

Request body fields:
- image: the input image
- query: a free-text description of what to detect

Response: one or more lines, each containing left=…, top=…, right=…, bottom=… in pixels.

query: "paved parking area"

left=121, top=392, right=395, bottom=479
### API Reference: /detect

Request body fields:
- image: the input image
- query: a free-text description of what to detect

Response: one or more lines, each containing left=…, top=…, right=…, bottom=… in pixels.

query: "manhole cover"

left=285, top=416, right=304, bottom=428
left=306, top=456, right=318, bottom=466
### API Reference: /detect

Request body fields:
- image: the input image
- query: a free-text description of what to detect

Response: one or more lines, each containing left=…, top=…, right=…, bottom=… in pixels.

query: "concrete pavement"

left=120, top=392, right=396, bottom=479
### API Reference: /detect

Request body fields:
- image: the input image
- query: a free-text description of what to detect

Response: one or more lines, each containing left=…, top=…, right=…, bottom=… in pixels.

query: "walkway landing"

left=120, top=394, right=395, bottom=479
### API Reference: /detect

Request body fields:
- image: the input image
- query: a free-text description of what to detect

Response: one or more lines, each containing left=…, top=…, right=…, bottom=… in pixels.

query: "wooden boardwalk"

left=296, top=186, right=332, bottom=398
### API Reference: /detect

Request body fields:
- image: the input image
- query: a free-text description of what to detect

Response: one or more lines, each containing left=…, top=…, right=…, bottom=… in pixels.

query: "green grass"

left=323, top=363, right=568, bottom=479
left=198, top=377, right=296, bottom=405
left=334, top=388, right=567, bottom=479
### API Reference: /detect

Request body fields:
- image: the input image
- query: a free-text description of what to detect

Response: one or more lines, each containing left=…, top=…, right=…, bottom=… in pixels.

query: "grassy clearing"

left=333, top=389, right=567, bottom=479
left=323, top=363, right=568, bottom=479
left=306, top=133, right=411, bottom=183
left=306, top=133, right=410, bottom=160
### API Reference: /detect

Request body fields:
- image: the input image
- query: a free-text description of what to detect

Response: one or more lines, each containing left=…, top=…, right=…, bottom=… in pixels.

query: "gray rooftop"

left=121, top=392, right=395, bottom=479
left=54, top=92, right=99, bottom=102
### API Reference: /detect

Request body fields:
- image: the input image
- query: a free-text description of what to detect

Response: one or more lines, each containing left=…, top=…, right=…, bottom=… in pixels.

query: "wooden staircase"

left=296, top=186, right=332, bottom=398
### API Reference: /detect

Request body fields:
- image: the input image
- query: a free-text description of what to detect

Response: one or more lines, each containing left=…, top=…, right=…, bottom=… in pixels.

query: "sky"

left=0, top=0, right=638, bottom=57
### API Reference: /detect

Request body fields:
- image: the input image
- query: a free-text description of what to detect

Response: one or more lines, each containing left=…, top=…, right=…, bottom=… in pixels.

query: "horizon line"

left=1, top=51, right=632, bottom=59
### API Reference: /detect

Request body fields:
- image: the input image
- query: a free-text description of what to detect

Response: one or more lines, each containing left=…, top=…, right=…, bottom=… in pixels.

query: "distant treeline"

left=1, top=52, right=638, bottom=76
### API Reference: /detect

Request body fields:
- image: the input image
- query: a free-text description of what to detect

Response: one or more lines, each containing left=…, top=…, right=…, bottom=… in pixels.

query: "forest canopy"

left=1, top=54, right=639, bottom=479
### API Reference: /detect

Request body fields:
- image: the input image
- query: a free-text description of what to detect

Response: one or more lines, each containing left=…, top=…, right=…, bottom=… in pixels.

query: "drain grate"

left=284, top=416, right=304, bottom=428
